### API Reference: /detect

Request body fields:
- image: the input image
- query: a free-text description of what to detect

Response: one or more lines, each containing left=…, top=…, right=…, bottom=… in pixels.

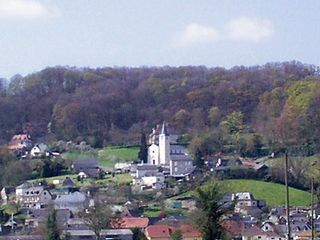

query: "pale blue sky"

left=1, top=0, right=320, bottom=78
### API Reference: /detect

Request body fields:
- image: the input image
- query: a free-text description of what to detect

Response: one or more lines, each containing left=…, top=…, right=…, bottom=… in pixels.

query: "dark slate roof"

left=161, top=122, right=169, bottom=136
left=62, top=177, right=76, bottom=188
left=72, top=158, right=99, bottom=173
left=170, top=155, right=193, bottom=161
left=136, top=164, right=158, bottom=171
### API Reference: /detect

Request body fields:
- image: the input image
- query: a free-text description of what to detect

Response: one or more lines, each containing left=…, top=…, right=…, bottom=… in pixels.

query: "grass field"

left=174, top=179, right=313, bottom=207
left=222, top=179, right=312, bottom=206
left=98, top=146, right=139, bottom=167
left=61, top=146, right=139, bottom=168
left=29, top=173, right=132, bottom=187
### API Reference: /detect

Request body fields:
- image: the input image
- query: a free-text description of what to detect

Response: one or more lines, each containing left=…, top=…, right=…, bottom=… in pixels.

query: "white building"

left=148, top=122, right=170, bottom=165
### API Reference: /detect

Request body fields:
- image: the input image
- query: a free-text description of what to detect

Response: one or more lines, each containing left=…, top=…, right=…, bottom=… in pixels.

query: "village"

left=0, top=123, right=318, bottom=240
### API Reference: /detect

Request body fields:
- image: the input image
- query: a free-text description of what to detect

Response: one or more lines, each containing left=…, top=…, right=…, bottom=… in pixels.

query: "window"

left=174, top=167, right=178, bottom=172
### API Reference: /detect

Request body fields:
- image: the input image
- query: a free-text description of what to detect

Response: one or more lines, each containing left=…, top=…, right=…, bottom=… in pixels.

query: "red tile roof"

left=146, top=225, right=171, bottom=238
left=112, top=217, right=149, bottom=229
left=221, top=219, right=245, bottom=235
left=242, top=161, right=257, bottom=168
left=145, top=224, right=201, bottom=239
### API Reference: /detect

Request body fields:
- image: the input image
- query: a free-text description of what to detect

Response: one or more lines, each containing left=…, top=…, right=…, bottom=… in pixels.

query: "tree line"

left=0, top=61, right=320, bottom=155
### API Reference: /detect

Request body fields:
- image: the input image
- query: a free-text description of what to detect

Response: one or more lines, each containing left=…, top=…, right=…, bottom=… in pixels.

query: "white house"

left=30, top=143, right=51, bottom=158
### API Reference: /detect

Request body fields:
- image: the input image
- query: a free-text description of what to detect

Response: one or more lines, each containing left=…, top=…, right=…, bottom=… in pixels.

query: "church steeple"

left=159, top=121, right=170, bottom=165
left=161, top=122, right=169, bottom=136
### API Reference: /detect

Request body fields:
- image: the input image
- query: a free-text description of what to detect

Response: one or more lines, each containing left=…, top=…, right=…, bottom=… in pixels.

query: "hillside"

left=1, top=62, right=320, bottom=156
left=177, top=179, right=312, bottom=207
left=221, top=179, right=312, bottom=206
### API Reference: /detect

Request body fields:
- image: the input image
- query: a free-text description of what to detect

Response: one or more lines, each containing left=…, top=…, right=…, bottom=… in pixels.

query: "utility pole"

left=311, top=177, right=314, bottom=240
left=285, top=152, right=291, bottom=240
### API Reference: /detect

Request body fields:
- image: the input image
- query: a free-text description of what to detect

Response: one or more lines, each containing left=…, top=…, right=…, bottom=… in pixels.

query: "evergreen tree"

left=193, top=183, right=225, bottom=240
left=138, top=133, right=148, bottom=163
left=45, top=209, right=60, bottom=240
left=194, top=148, right=204, bottom=167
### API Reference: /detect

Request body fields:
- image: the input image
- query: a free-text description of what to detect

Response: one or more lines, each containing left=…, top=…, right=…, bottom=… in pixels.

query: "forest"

left=1, top=61, right=320, bottom=157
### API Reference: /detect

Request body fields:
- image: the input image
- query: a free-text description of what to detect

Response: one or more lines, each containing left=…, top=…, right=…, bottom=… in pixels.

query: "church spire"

left=161, top=122, right=169, bottom=136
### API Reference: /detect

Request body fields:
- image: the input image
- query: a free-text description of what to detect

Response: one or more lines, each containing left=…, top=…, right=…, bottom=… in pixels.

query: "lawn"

left=97, top=146, right=139, bottom=167
left=221, top=179, right=313, bottom=206
left=29, top=173, right=132, bottom=188
left=61, top=146, right=139, bottom=168
left=173, top=179, right=313, bottom=207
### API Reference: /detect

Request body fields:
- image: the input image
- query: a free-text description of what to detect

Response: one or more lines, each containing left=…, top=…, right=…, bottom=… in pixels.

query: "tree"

left=138, top=133, right=148, bottom=163
left=45, top=209, right=61, bottom=240
left=194, top=148, right=204, bottom=168
left=171, top=230, right=183, bottom=240
left=193, top=182, right=225, bottom=240
left=79, top=204, right=113, bottom=240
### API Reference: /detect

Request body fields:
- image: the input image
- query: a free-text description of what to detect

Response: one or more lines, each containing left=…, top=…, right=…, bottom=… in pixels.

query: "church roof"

left=161, top=122, right=169, bottom=136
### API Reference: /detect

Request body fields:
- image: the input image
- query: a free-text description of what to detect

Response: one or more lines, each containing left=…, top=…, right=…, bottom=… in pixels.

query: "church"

left=147, top=122, right=195, bottom=177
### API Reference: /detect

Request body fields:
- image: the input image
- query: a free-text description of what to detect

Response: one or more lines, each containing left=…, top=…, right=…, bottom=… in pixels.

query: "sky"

left=1, top=0, right=320, bottom=79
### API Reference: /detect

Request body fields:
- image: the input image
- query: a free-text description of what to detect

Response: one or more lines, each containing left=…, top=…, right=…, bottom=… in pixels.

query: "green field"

left=98, top=146, right=139, bottom=167
left=29, top=173, right=132, bottom=188
left=175, top=179, right=313, bottom=207
left=221, top=179, right=312, bottom=206
left=61, top=146, right=139, bottom=168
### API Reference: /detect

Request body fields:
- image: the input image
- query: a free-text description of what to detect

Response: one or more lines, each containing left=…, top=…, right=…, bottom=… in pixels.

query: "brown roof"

left=145, top=225, right=171, bottom=238
left=145, top=224, right=201, bottom=239
left=242, top=225, right=266, bottom=237
left=221, top=219, right=245, bottom=235
left=112, top=217, right=149, bottom=229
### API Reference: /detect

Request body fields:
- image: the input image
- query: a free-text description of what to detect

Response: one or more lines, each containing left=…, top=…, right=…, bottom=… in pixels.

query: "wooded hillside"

left=1, top=61, right=320, bottom=155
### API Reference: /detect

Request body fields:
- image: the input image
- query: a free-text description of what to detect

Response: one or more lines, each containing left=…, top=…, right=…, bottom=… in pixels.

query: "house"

left=30, top=143, right=51, bottom=158
left=63, top=229, right=133, bottom=240
left=111, top=217, right=149, bottom=229
left=169, top=155, right=195, bottom=177
left=72, top=158, right=100, bottom=178
left=25, top=208, right=71, bottom=229
left=133, top=174, right=166, bottom=190
left=61, top=177, right=78, bottom=193
left=135, top=164, right=159, bottom=178
left=7, top=134, right=32, bottom=151
left=114, top=162, right=131, bottom=173
left=221, top=219, right=245, bottom=238
left=145, top=224, right=202, bottom=240
left=54, top=191, right=87, bottom=213
left=0, top=186, right=15, bottom=205
left=15, top=183, right=52, bottom=208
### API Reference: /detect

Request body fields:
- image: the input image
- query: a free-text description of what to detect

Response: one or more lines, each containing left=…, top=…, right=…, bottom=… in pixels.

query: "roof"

left=65, top=229, right=133, bottom=236
left=27, top=209, right=71, bottom=224
left=160, top=122, right=169, bottom=136
left=54, top=191, right=86, bottom=204
left=146, top=224, right=201, bottom=239
left=0, top=236, right=43, bottom=240
left=72, top=158, right=98, bottom=168
left=62, top=177, right=76, bottom=188
left=111, top=217, right=149, bottom=229
left=221, top=219, right=245, bottom=235
left=136, top=164, right=158, bottom=171
left=242, top=225, right=266, bottom=237
left=170, top=154, right=193, bottom=161
left=232, top=192, right=255, bottom=201
left=146, top=225, right=171, bottom=238
left=33, top=143, right=50, bottom=152
left=242, top=161, right=257, bottom=168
